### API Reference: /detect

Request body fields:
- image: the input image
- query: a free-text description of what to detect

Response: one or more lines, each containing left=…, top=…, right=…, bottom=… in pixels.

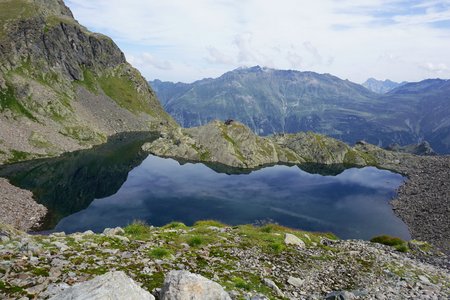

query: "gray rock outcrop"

left=49, top=271, right=154, bottom=300
left=160, top=270, right=231, bottom=300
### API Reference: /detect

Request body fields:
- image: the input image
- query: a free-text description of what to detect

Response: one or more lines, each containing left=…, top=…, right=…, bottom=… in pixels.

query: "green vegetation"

left=219, top=126, right=246, bottom=163
left=344, top=150, right=359, bottom=165
left=124, top=220, right=152, bottom=240
left=194, top=220, right=227, bottom=228
left=0, top=84, right=36, bottom=121
left=148, top=247, right=172, bottom=259
left=187, top=235, right=207, bottom=247
left=162, top=221, right=188, bottom=229
left=371, top=235, right=409, bottom=252
left=6, top=150, right=32, bottom=164
left=44, top=15, right=80, bottom=33
left=98, top=73, right=152, bottom=115
left=76, top=69, right=98, bottom=93
left=60, top=126, right=106, bottom=144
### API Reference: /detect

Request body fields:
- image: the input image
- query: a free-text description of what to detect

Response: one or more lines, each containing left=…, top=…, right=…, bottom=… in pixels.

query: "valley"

left=0, top=0, right=449, bottom=299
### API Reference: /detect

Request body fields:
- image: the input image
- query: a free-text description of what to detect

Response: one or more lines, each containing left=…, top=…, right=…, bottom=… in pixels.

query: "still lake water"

left=0, top=133, right=410, bottom=240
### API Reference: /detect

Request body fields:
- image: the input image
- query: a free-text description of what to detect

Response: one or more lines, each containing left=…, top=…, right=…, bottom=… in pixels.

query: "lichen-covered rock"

left=160, top=270, right=231, bottom=300
left=284, top=233, right=306, bottom=248
left=49, top=271, right=154, bottom=300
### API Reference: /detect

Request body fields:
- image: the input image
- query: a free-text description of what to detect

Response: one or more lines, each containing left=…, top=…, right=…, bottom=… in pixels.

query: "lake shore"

left=0, top=178, right=47, bottom=231
left=0, top=148, right=449, bottom=257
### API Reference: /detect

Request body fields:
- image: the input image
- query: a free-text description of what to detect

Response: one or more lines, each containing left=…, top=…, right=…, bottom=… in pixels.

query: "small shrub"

left=187, top=235, right=205, bottom=247
left=124, top=220, right=151, bottom=239
left=268, top=241, right=285, bottom=253
left=371, top=235, right=409, bottom=252
left=148, top=247, right=171, bottom=259
left=162, top=221, right=187, bottom=229
left=232, top=277, right=251, bottom=290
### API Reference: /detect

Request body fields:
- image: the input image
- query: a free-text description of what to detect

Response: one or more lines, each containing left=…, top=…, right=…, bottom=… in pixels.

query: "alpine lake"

left=0, top=132, right=410, bottom=240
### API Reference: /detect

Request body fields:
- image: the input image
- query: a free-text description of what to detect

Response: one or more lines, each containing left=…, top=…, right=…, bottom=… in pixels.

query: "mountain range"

left=150, top=67, right=450, bottom=153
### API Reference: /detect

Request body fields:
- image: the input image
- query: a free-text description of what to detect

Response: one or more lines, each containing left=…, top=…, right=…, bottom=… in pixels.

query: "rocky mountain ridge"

left=0, top=0, right=175, bottom=164
left=150, top=67, right=450, bottom=153
left=362, top=78, right=406, bottom=94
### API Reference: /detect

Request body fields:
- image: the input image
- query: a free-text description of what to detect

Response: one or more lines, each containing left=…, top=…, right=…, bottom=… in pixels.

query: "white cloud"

left=129, top=53, right=172, bottom=70
left=419, top=62, right=449, bottom=73
left=65, top=0, right=450, bottom=83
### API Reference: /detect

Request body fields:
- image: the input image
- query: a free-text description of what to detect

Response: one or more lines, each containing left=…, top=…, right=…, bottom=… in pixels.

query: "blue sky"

left=65, top=0, right=450, bottom=83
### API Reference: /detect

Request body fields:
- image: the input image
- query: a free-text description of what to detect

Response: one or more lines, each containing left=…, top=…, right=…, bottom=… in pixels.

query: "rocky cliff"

left=0, top=0, right=175, bottom=164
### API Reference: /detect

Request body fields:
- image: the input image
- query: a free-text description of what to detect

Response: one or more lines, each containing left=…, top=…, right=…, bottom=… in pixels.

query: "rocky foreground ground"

left=1, top=222, right=449, bottom=299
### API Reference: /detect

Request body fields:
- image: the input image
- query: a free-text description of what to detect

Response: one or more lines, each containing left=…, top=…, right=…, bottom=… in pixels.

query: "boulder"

left=262, top=278, right=284, bottom=297
left=284, top=233, right=305, bottom=248
left=49, top=271, right=154, bottom=300
left=103, top=227, right=125, bottom=236
left=160, top=270, right=231, bottom=300
left=325, top=291, right=356, bottom=300
left=287, top=276, right=304, bottom=288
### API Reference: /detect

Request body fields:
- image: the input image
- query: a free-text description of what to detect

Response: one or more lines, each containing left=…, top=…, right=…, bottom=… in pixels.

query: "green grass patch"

left=0, top=84, right=36, bottom=121
left=371, top=235, right=409, bottom=252
left=187, top=235, right=207, bottom=247
left=124, top=220, right=152, bottom=240
left=194, top=220, right=227, bottom=228
left=98, top=73, right=152, bottom=115
left=232, top=276, right=251, bottom=290
left=75, top=68, right=99, bottom=93
left=32, top=267, right=49, bottom=277
left=148, top=247, right=172, bottom=259
left=6, top=150, right=32, bottom=163
left=162, top=221, right=188, bottom=229
left=0, top=279, right=25, bottom=295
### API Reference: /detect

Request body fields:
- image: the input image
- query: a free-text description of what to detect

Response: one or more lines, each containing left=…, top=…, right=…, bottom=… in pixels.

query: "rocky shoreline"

left=0, top=178, right=47, bottom=231
left=389, top=155, right=450, bottom=257
left=0, top=222, right=449, bottom=299
left=352, top=143, right=450, bottom=257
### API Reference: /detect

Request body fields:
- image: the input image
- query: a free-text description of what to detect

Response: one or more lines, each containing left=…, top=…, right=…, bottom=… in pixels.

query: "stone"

left=49, top=271, right=154, bottom=300
left=160, top=270, right=231, bottom=300
left=103, top=227, right=125, bottom=236
left=52, top=241, right=69, bottom=252
left=287, top=276, right=304, bottom=288
left=418, top=275, right=431, bottom=285
left=262, top=278, right=284, bottom=297
left=284, top=233, right=305, bottom=248
left=325, top=291, right=356, bottom=300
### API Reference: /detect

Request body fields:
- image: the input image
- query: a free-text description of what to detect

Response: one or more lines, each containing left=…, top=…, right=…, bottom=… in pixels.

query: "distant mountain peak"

left=362, top=78, right=406, bottom=94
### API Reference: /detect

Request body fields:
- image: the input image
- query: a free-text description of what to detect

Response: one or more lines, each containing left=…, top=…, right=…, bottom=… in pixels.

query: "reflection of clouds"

left=335, top=167, right=404, bottom=190
left=55, top=156, right=409, bottom=239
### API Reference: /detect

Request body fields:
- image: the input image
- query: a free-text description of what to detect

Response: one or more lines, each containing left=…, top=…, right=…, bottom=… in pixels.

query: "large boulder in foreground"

left=49, top=271, right=154, bottom=300
left=160, top=270, right=231, bottom=300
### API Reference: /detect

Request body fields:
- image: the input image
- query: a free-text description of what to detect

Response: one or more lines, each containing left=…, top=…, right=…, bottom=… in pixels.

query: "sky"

left=65, top=0, right=450, bottom=83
